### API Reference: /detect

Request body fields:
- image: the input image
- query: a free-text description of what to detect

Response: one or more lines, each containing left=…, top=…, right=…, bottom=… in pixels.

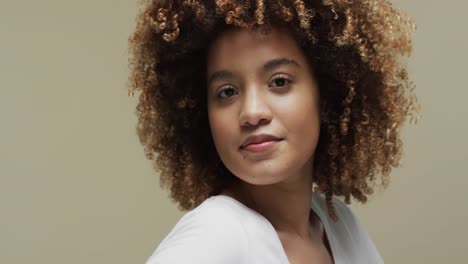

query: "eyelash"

left=216, top=74, right=293, bottom=99
left=269, top=74, right=292, bottom=88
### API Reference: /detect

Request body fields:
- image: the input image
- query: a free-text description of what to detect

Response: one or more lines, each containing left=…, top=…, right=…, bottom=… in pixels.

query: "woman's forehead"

left=206, top=27, right=306, bottom=72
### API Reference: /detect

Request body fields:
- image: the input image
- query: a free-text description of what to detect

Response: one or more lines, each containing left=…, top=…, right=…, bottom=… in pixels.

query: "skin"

left=206, top=26, right=333, bottom=263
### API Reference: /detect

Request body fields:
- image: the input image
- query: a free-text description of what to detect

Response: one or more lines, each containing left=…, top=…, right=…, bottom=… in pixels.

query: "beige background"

left=1, top=0, right=466, bottom=263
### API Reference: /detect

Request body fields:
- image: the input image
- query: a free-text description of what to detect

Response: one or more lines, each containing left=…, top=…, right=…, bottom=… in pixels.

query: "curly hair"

left=128, top=0, right=420, bottom=220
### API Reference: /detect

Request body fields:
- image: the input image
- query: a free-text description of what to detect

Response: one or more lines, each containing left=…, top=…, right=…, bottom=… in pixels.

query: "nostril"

left=239, top=108, right=272, bottom=126
left=240, top=117, right=270, bottom=128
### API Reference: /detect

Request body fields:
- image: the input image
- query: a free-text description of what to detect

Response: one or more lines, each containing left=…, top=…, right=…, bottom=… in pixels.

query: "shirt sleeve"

left=145, top=207, right=249, bottom=264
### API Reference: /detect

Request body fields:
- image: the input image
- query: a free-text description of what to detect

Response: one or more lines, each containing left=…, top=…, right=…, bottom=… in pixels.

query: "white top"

left=146, top=192, right=384, bottom=264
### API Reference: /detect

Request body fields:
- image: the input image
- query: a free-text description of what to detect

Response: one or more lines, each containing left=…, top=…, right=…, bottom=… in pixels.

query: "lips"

left=240, top=134, right=283, bottom=149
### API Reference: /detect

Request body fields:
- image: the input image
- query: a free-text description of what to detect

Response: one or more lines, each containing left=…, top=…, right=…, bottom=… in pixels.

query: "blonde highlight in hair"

left=292, top=0, right=315, bottom=30
left=215, top=0, right=251, bottom=28
left=183, top=0, right=206, bottom=22
left=255, top=0, right=265, bottom=25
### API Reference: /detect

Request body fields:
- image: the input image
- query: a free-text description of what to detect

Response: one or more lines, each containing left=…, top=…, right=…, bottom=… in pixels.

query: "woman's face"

left=206, top=26, right=321, bottom=185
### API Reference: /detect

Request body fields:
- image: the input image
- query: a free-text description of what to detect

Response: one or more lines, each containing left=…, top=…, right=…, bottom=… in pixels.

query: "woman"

left=128, top=0, right=419, bottom=263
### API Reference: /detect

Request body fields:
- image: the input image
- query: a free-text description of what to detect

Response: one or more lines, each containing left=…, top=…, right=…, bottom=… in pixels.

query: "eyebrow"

left=263, top=58, right=300, bottom=72
left=207, top=57, right=300, bottom=86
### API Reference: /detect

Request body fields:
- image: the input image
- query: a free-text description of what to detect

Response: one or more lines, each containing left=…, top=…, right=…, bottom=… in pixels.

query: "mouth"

left=240, top=134, right=283, bottom=153
left=241, top=140, right=283, bottom=152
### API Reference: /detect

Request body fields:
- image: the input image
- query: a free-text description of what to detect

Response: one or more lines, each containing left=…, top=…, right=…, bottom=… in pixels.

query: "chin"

left=234, top=168, right=289, bottom=186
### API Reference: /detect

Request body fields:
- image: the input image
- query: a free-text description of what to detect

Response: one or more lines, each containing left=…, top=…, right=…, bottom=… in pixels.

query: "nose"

left=239, top=87, right=272, bottom=127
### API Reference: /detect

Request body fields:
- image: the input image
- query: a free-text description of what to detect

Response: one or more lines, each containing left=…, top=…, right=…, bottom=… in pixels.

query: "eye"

left=269, top=74, right=293, bottom=88
left=217, top=87, right=238, bottom=99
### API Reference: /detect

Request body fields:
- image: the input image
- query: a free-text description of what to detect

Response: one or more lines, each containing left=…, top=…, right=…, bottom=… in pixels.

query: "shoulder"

left=311, top=192, right=360, bottom=227
left=146, top=196, right=249, bottom=264
left=311, top=191, right=370, bottom=232
left=311, top=192, right=385, bottom=264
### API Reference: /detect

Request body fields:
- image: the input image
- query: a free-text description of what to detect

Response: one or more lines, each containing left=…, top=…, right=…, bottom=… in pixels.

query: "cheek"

left=278, top=91, right=319, bottom=127
left=208, top=108, right=233, bottom=146
left=279, top=92, right=320, bottom=145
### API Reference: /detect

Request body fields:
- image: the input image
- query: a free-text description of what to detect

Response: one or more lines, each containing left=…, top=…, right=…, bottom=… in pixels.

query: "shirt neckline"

left=213, top=194, right=336, bottom=264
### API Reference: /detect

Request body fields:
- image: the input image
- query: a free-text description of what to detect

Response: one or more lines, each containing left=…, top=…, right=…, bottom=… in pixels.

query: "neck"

left=223, top=162, right=315, bottom=240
